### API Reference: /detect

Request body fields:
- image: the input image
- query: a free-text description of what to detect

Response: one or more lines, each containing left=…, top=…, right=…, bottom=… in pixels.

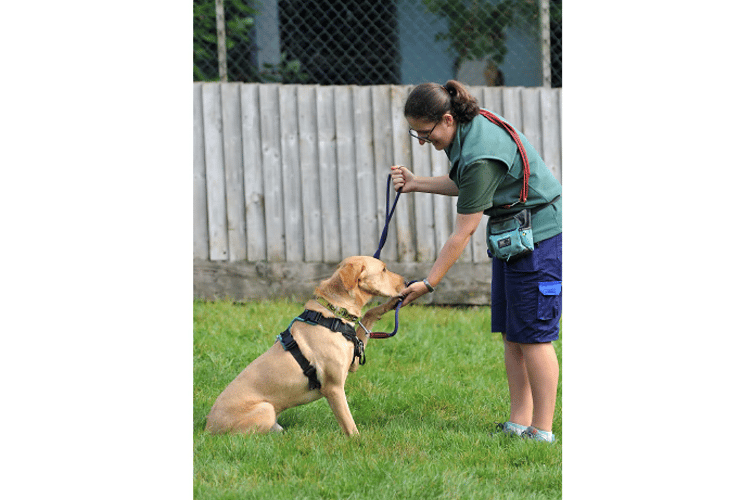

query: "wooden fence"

left=194, top=83, right=561, bottom=304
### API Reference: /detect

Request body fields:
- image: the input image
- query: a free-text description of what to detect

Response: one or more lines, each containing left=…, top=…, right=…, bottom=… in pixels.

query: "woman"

left=391, top=80, right=562, bottom=443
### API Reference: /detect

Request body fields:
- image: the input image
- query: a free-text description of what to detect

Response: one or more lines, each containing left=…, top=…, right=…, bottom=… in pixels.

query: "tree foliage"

left=193, top=0, right=257, bottom=81
left=421, top=0, right=542, bottom=67
left=194, top=0, right=309, bottom=82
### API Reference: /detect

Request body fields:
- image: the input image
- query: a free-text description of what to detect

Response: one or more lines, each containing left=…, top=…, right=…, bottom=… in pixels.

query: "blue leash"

left=370, top=174, right=415, bottom=339
left=373, top=174, right=401, bottom=260
left=369, top=298, right=406, bottom=339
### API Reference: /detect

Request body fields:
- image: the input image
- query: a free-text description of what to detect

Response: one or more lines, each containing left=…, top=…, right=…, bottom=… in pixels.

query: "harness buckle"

left=279, top=329, right=298, bottom=351
left=301, top=310, right=324, bottom=325
left=355, top=338, right=366, bottom=365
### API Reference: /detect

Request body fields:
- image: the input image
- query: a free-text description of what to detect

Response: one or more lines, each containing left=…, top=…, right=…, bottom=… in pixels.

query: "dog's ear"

left=339, top=262, right=365, bottom=291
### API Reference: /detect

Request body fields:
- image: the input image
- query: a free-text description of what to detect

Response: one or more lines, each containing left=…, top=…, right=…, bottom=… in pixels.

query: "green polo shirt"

left=447, top=110, right=562, bottom=242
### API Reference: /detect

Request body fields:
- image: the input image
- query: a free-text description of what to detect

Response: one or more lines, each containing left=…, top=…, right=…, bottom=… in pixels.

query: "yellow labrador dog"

left=205, top=256, right=406, bottom=436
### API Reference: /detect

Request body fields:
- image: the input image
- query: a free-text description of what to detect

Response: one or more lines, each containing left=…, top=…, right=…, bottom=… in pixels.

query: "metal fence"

left=194, top=0, right=562, bottom=87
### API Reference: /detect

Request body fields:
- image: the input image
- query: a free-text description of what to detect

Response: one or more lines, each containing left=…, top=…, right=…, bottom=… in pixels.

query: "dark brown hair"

left=404, top=80, right=480, bottom=124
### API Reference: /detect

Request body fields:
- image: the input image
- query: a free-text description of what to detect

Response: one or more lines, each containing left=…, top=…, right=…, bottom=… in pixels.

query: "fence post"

left=539, top=0, right=552, bottom=88
left=215, top=0, right=228, bottom=82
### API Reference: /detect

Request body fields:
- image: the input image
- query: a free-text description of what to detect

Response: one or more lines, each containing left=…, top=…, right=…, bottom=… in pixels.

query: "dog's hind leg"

left=230, top=402, right=280, bottom=434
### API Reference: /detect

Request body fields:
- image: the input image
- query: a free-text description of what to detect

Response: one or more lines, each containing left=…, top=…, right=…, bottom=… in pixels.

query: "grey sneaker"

left=521, top=426, right=556, bottom=443
left=493, top=421, right=527, bottom=437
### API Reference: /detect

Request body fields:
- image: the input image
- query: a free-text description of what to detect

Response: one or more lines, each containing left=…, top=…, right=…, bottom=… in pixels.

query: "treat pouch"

left=486, top=208, right=534, bottom=261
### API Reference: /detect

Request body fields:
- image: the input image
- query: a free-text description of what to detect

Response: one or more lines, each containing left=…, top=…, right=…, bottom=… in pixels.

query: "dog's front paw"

left=364, top=297, right=400, bottom=322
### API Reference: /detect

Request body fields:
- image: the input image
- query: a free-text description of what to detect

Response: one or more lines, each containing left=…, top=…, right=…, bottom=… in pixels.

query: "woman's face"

left=406, top=113, right=457, bottom=151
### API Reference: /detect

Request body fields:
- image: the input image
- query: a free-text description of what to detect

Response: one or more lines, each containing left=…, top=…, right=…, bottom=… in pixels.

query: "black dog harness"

left=277, top=309, right=365, bottom=391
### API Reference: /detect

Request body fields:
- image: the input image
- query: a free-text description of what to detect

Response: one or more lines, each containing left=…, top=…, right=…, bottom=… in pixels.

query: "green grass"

left=194, top=299, right=562, bottom=499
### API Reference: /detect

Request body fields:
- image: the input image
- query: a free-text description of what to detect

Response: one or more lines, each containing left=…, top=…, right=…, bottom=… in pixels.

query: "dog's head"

left=315, top=256, right=406, bottom=309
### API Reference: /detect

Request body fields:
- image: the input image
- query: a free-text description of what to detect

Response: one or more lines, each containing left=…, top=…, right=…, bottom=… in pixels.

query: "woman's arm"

left=399, top=211, right=484, bottom=306
left=390, top=165, right=459, bottom=196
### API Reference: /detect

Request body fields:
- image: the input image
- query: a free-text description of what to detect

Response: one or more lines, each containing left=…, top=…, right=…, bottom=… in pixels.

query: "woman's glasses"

left=408, top=120, right=440, bottom=143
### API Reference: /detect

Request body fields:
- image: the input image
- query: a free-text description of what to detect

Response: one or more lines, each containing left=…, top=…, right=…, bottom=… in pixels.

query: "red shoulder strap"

left=478, top=109, right=529, bottom=207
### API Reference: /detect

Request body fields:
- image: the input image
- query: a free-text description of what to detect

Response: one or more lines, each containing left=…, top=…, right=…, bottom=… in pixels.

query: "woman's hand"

left=399, top=280, right=431, bottom=307
left=390, top=165, right=416, bottom=193
left=390, top=167, right=459, bottom=196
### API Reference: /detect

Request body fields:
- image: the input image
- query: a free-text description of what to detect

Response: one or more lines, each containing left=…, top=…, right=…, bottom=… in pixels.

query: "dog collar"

left=315, top=297, right=360, bottom=323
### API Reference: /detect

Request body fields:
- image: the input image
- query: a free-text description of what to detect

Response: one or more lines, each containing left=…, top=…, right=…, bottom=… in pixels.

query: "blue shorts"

left=491, top=233, right=562, bottom=344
